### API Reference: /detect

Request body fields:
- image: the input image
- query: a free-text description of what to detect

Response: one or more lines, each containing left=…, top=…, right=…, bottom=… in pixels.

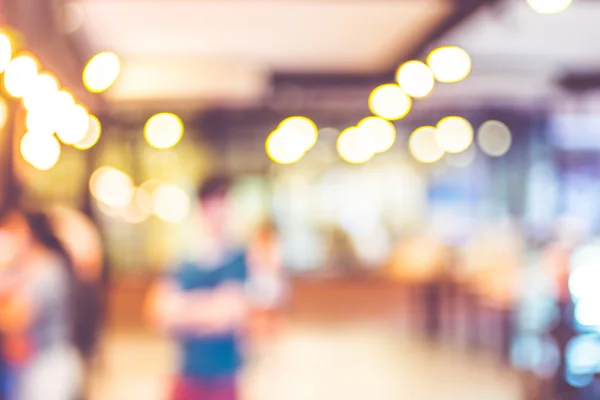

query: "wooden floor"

left=90, top=321, right=522, bottom=400
left=91, top=278, right=523, bottom=400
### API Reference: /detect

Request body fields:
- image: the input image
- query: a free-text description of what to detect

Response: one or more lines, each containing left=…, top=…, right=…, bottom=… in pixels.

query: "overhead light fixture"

left=477, top=120, right=512, bottom=157
left=427, top=46, right=472, bottom=83
left=20, top=132, right=61, bottom=171
left=526, top=0, right=572, bottom=14
left=337, top=126, right=374, bottom=164
left=4, top=54, right=39, bottom=98
left=144, top=112, right=184, bottom=149
left=435, top=116, right=474, bottom=154
left=357, top=116, right=396, bottom=154
left=368, top=84, right=412, bottom=121
left=396, top=61, right=435, bottom=98
left=409, top=126, right=445, bottom=164
left=83, top=51, right=121, bottom=93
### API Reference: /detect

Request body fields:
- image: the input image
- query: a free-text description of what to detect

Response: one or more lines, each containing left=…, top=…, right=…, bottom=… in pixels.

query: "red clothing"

left=172, top=376, right=237, bottom=400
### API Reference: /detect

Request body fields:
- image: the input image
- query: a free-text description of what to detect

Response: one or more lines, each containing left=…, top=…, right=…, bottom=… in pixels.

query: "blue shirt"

left=171, top=251, right=248, bottom=378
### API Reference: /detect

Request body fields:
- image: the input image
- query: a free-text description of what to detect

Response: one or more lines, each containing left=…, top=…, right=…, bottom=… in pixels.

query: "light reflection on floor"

left=90, top=322, right=522, bottom=400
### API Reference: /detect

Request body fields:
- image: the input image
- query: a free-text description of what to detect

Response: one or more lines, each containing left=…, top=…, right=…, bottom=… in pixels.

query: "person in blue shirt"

left=147, top=176, right=249, bottom=400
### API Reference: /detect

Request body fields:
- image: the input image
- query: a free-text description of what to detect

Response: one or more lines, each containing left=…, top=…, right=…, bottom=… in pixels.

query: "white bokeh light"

left=478, top=120, right=512, bottom=157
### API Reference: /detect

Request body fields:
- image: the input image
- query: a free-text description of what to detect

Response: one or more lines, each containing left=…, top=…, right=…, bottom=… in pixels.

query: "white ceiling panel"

left=76, top=0, right=454, bottom=105
left=429, top=1, right=600, bottom=104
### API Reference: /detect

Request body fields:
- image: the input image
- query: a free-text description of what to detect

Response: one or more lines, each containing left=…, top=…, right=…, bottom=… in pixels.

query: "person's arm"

left=246, top=241, right=287, bottom=309
left=0, top=267, right=58, bottom=334
left=145, top=279, right=246, bottom=334
left=0, top=287, right=34, bottom=334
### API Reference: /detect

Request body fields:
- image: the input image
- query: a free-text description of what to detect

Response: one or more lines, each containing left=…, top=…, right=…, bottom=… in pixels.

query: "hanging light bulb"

left=337, top=126, right=375, bottom=164
left=477, top=120, right=512, bottom=157
left=427, top=46, right=472, bottom=83
left=396, top=61, right=435, bottom=98
left=358, top=116, right=396, bottom=154
left=23, top=72, right=60, bottom=111
left=56, top=104, right=90, bottom=145
left=409, top=126, right=445, bottom=164
left=4, top=55, right=39, bottom=98
left=435, top=116, right=474, bottom=154
left=368, top=84, right=412, bottom=121
left=265, top=129, right=306, bottom=164
left=278, top=116, right=318, bottom=152
left=83, top=51, right=121, bottom=93
left=20, top=132, right=62, bottom=171
left=526, top=0, right=572, bottom=14
left=74, top=115, right=102, bottom=150
left=144, top=112, right=184, bottom=149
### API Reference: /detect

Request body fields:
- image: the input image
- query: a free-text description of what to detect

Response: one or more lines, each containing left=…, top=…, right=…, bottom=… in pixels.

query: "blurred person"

left=146, top=176, right=250, bottom=400
left=49, top=206, right=107, bottom=396
left=0, top=210, right=84, bottom=400
left=246, top=220, right=286, bottom=341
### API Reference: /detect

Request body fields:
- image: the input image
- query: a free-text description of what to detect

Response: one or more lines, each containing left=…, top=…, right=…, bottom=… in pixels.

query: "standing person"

left=0, top=210, right=83, bottom=400
left=246, top=220, right=286, bottom=341
left=49, top=206, right=106, bottom=397
left=147, top=176, right=249, bottom=400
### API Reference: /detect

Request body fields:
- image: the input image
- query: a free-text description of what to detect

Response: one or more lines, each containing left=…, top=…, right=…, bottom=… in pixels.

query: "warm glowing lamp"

left=74, top=115, right=102, bottom=150
left=20, top=132, right=61, bottom=171
left=435, top=116, right=474, bottom=154
left=427, top=46, right=472, bottom=83
left=4, top=55, right=39, bottom=98
left=337, top=126, right=374, bottom=164
left=83, top=51, right=121, bottom=93
left=358, top=116, right=396, bottom=154
left=409, top=126, right=445, bottom=164
left=368, top=84, right=412, bottom=121
left=396, top=61, right=435, bottom=98
left=144, top=112, right=184, bottom=149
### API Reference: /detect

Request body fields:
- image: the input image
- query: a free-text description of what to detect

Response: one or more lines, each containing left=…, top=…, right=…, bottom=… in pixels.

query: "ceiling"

left=73, top=0, right=455, bottom=107
left=427, top=0, right=600, bottom=105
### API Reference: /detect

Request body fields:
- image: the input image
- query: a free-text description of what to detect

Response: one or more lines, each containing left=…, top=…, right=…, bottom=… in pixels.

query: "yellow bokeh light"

left=337, top=126, right=375, bottom=164
left=409, top=126, right=445, bottom=164
left=152, top=184, right=190, bottom=223
left=4, top=55, right=39, bottom=98
left=144, top=112, right=184, bottom=149
left=26, top=108, right=56, bottom=137
left=74, top=115, right=102, bottom=150
left=56, top=104, right=89, bottom=145
left=0, top=33, right=12, bottom=74
left=396, top=61, right=435, bottom=98
left=368, top=84, right=412, bottom=121
left=435, top=116, right=474, bottom=154
left=20, top=132, right=61, bottom=171
left=0, top=97, right=8, bottom=130
left=278, top=116, right=318, bottom=152
left=83, top=51, right=121, bottom=93
left=89, top=166, right=134, bottom=208
left=358, top=116, right=396, bottom=154
left=23, top=72, right=60, bottom=111
left=477, top=120, right=512, bottom=157
left=427, top=46, right=472, bottom=83
left=265, top=129, right=306, bottom=164
left=526, top=0, right=572, bottom=14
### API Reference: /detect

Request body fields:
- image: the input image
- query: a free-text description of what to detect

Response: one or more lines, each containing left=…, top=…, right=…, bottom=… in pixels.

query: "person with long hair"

left=0, top=210, right=83, bottom=400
